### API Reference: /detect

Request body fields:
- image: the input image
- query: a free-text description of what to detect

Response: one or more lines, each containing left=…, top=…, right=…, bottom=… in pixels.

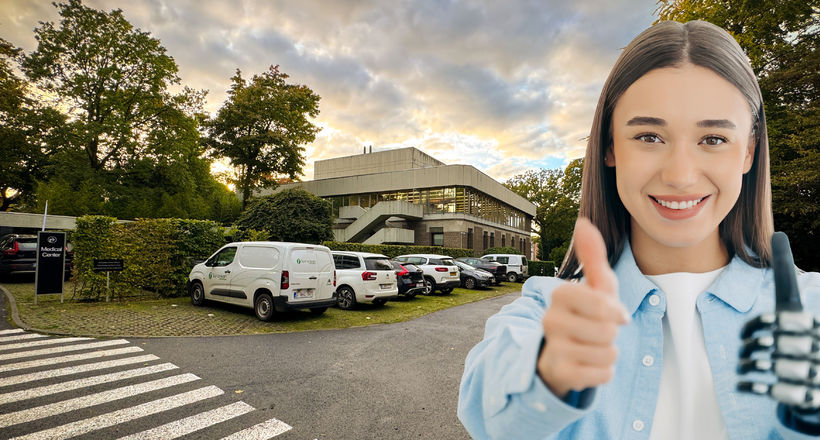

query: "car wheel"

left=423, top=277, right=436, bottom=295
left=254, top=292, right=275, bottom=321
left=190, top=281, right=205, bottom=306
left=310, top=307, right=327, bottom=315
left=337, top=286, right=357, bottom=310
left=507, top=272, right=518, bottom=283
left=439, top=287, right=453, bottom=294
left=464, top=277, right=476, bottom=290
left=372, top=298, right=387, bottom=306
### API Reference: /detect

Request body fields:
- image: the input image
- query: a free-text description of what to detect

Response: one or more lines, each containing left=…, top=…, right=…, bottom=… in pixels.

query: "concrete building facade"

left=266, top=147, right=536, bottom=256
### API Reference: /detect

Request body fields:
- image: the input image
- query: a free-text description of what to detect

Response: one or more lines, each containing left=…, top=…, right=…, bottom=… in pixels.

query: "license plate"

left=293, top=289, right=314, bottom=299
left=380, top=284, right=392, bottom=289
left=450, top=271, right=457, bottom=276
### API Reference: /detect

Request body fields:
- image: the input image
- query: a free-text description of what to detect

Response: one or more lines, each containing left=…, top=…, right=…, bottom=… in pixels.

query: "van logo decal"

left=296, top=258, right=316, bottom=265
left=208, top=273, right=212, bottom=279
left=297, top=258, right=301, bottom=264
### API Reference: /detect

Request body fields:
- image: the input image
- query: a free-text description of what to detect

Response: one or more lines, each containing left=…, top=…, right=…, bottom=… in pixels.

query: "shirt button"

left=649, top=294, right=660, bottom=306
left=642, top=355, right=654, bottom=367
left=633, top=419, right=645, bottom=431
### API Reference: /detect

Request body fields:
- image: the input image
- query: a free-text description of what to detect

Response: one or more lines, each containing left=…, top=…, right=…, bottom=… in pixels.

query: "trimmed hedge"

left=72, top=216, right=230, bottom=300
left=322, top=241, right=475, bottom=259
left=483, top=246, right=521, bottom=255
left=528, top=260, right=556, bottom=277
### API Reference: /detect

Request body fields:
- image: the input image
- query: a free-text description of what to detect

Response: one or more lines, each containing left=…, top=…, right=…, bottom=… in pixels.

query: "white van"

left=188, top=242, right=337, bottom=321
left=481, top=254, right=529, bottom=282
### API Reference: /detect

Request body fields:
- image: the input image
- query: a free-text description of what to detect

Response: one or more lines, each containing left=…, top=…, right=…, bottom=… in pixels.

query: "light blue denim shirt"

left=458, top=240, right=820, bottom=439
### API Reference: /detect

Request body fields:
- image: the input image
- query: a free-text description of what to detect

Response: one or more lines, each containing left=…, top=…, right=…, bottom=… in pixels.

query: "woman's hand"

left=536, top=217, right=630, bottom=399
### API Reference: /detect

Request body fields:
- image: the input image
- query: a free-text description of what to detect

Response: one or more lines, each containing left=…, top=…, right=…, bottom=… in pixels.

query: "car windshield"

left=365, top=257, right=392, bottom=271
left=17, top=239, right=37, bottom=251
left=455, top=261, right=473, bottom=271
left=441, top=258, right=456, bottom=266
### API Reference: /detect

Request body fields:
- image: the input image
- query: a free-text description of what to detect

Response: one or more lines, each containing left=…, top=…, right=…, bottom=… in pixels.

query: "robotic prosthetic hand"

left=738, top=232, right=820, bottom=435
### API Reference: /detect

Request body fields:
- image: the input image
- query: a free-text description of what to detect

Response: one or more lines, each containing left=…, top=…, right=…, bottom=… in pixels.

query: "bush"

left=323, top=241, right=474, bottom=259
left=528, top=261, right=556, bottom=277
left=235, top=188, right=333, bottom=244
left=483, top=246, right=521, bottom=255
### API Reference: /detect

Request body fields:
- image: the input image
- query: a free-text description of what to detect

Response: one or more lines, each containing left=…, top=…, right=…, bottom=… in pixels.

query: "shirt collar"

left=612, top=239, right=764, bottom=315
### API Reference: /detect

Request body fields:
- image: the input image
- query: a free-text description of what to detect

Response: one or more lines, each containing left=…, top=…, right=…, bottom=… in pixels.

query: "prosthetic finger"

left=738, top=357, right=820, bottom=384
left=738, top=381, right=820, bottom=410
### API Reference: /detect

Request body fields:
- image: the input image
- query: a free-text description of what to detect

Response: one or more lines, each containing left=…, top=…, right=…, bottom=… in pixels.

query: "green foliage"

left=71, top=216, right=226, bottom=300
left=323, top=241, right=475, bottom=259
left=528, top=261, right=556, bottom=277
left=483, top=246, right=521, bottom=256
left=235, top=188, right=333, bottom=244
left=205, top=66, right=321, bottom=207
left=548, top=242, right=570, bottom=267
left=655, top=0, right=819, bottom=270
left=505, top=159, right=582, bottom=263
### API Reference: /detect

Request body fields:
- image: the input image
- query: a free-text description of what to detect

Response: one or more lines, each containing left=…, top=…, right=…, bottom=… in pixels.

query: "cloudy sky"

left=3, top=0, right=658, bottom=182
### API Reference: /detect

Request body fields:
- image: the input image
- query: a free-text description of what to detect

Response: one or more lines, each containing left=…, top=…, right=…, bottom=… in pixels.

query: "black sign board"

left=35, top=231, right=65, bottom=295
left=93, top=259, right=124, bottom=272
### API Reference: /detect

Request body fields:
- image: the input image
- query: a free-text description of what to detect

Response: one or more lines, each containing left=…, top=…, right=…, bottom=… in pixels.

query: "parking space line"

left=0, top=337, right=92, bottom=352
left=0, top=373, right=200, bottom=428
left=0, top=346, right=144, bottom=373
left=0, top=363, right=178, bottom=405
left=220, top=417, right=294, bottom=440
left=0, top=354, right=160, bottom=387
left=117, top=401, right=255, bottom=440
left=0, top=339, right=130, bottom=362
left=9, top=385, right=224, bottom=440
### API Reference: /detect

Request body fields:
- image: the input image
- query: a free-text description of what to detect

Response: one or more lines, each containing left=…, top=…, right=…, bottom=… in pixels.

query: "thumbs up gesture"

left=536, top=217, right=630, bottom=398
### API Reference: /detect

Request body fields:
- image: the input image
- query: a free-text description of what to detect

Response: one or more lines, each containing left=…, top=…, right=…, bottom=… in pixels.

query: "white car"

left=188, top=242, right=337, bottom=321
left=393, top=254, right=460, bottom=294
left=481, top=253, right=529, bottom=282
left=332, top=251, right=398, bottom=309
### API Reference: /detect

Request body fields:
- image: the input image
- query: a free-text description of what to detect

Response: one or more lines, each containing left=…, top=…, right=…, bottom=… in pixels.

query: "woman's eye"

left=702, top=136, right=727, bottom=146
left=635, top=134, right=661, bottom=143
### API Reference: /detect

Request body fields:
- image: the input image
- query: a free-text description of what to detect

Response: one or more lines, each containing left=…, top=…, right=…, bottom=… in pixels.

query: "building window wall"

left=327, top=186, right=528, bottom=231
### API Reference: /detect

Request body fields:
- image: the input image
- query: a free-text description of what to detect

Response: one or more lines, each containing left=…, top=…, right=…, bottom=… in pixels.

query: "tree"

left=235, top=188, right=333, bottom=244
left=0, top=37, right=64, bottom=211
left=654, top=0, right=819, bottom=270
left=505, top=159, right=582, bottom=263
left=19, top=0, right=239, bottom=221
left=205, top=66, right=321, bottom=209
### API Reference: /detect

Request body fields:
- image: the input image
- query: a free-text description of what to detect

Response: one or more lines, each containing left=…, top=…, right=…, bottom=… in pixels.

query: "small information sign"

left=93, top=259, right=124, bottom=272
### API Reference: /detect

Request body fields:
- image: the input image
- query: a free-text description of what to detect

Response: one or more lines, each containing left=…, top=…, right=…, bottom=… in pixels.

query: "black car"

left=456, top=257, right=506, bottom=285
left=454, top=261, right=494, bottom=290
left=389, top=261, right=425, bottom=298
left=0, top=234, right=73, bottom=280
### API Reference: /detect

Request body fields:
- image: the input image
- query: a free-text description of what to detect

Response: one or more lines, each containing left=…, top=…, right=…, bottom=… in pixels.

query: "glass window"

left=213, top=247, right=237, bottom=267
left=432, top=232, right=444, bottom=246
left=365, top=257, right=392, bottom=270
left=496, top=256, right=509, bottom=264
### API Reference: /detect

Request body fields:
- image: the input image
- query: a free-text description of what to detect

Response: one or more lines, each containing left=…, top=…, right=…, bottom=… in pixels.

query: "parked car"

left=0, top=233, right=73, bottom=280
left=481, top=253, right=529, bottom=282
left=188, top=242, right=337, bottom=321
left=454, top=261, right=494, bottom=290
left=389, top=261, right=425, bottom=298
left=332, top=251, right=398, bottom=309
left=455, top=257, right=506, bottom=285
left=393, top=254, right=460, bottom=294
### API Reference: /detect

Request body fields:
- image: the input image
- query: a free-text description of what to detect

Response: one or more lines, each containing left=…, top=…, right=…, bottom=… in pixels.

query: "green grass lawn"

left=0, top=279, right=522, bottom=337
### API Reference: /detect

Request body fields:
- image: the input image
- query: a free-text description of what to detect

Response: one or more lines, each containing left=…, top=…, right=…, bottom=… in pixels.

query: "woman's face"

left=608, top=63, right=755, bottom=253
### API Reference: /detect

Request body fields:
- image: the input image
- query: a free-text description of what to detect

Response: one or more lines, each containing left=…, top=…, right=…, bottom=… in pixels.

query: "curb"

left=0, top=284, right=34, bottom=332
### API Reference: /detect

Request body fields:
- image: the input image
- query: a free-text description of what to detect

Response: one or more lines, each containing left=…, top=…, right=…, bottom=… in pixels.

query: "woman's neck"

left=630, top=226, right=730, bottom=275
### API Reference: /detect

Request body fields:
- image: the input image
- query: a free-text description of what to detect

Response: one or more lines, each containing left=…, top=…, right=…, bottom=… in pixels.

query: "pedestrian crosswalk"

left=0, top=328, right=293, bottom=439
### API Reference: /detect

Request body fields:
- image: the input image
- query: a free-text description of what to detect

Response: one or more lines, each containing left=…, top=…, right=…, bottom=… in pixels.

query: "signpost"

left=93, top=259, right=124, bottom=302
left=34, top=231, right=66, bottom=304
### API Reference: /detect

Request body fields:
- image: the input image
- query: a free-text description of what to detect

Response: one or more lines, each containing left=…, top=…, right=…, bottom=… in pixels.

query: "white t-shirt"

left=646, top=267, right=729, bottom=440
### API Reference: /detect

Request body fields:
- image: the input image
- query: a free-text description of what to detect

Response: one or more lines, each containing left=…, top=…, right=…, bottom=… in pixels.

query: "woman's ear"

left=605, top=143, right=615, bottom=167
left=743, top=128, right=757, bottom=174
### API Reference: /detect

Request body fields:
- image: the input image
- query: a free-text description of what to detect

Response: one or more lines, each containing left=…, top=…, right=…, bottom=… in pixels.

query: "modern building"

left=266, top=147, right=536, bottom=256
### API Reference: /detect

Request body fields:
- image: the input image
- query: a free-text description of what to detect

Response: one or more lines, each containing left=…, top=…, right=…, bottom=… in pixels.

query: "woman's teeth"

left=655, top=197, right=705, bottom=210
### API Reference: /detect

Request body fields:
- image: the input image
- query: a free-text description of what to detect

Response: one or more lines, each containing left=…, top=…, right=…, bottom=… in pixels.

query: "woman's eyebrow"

left=625, top=116, right=736, bottom=129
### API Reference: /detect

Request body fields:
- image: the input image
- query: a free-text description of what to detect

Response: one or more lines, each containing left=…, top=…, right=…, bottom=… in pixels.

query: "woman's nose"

left=660, top=145, right=699, bottom=189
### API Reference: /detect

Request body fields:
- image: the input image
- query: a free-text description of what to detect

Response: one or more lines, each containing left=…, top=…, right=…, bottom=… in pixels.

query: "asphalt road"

left=0, top=288, right=521, bottom=439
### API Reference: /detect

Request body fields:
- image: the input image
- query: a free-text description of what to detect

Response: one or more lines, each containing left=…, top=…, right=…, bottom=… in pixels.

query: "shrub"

left=235, top=188, right=333, bottom=244
left=483, top=246, right=521, bottom=255
left=528, top=260, right=556, bottom=277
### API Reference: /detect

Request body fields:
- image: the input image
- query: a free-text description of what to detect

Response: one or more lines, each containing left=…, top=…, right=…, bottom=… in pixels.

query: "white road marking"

left=0, top=329, right=25, bottom=335
left=117, top=401, right=255, bottom=440
left=0, top=339, right=130, bottom=362
left=221, top=417, right=294, bottom=440
left=0, top=354, right=159, bottom=387
left=0, top=337, right=92, bottom=352
left=0, top=334, right=47, bottom=343
left=0, top=363, right=178, bottom=405
left=9, top=385, right=224, bottom=440
left=0, top=346, right=143, bottom=373
left=0, top=373, right=200, bottom=428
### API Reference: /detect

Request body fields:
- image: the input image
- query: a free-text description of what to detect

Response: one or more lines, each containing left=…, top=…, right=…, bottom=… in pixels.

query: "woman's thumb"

left=573, top=217, right=617, bottom=294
